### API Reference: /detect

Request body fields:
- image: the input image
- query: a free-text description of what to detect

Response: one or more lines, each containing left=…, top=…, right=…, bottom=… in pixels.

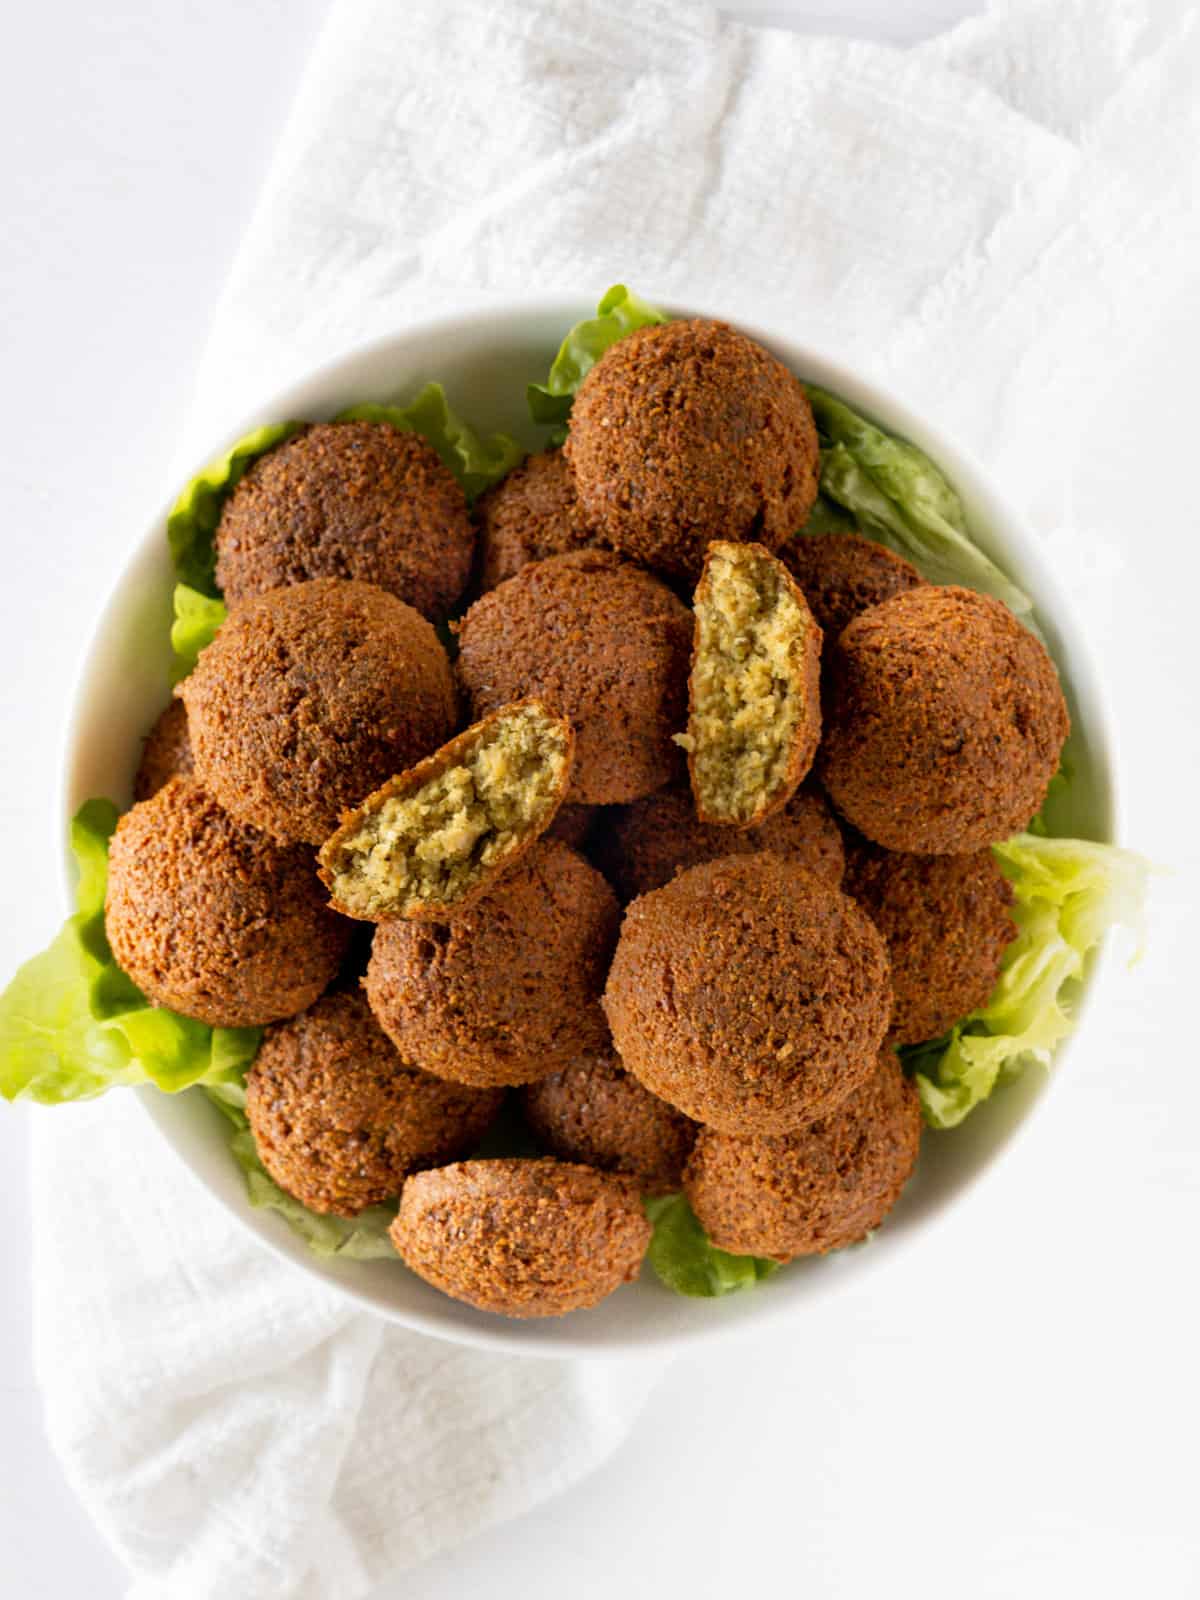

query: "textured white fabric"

left=32, top=2, right=1200, bottom=1596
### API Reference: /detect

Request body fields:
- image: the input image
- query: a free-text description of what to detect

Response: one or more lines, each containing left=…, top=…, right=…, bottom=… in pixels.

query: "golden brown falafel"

left=391, top=1158, right=652, bottom=1318
left=364, top=838, right=619, bottom=1088
left=318, top=701, right=573, bottom=921
left=455, top=550, right=692, bottom=806
left=181, top=578, right=457, bottom=847
left=474, top=448, right=598, bottom=593
left=521, top=1052, right=697, bottom=1195
left=684, top=1047, right=921, bottom=1261
left=105, top=779, right=349, bottom=1028
left=594, top=782, right=843, bottom=903
left=819, top=586, right=1069, bottom=853
left=780, top=531, right=925, bottom=640
left=685, top=541, right=822, bottom=827
left=132, top=700, right=194, bottom=803
left=565, top=320, right=820, bottom=581
left=215, top=421, right=475, bottom=619
left=603, top=853, right=892, bottom=1136
left=244, top=990, right=503, bottom=1216
left=844, top=838, right=1016, bottom=1045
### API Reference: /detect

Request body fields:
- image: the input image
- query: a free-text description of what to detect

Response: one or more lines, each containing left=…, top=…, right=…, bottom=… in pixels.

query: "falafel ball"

left=365, top=838, right=619, bottom=1088
left=132, top=699, right=194, bottom=802
left=105, top=778, right=349, bottom=1027
left=684, top=1047, right=921, bottom=1261
left=181, top=578, right=457, bottom=846
left=521, top=1052, right=697, bottom=1195
left=565, top=319, right=820, bottom=581
left=820, top=586, right=1070, bottom=853
left=245, top=990, right=503, bottom=1216
left=474, top=448, right=598, bottom=593
left=545, top=802, right=597, bottom=851
left=455, top=550, right=692, bottom=805
left=594, top=782, right=844, bottom=903
left=603, top=853, right=892, bottom=1135
left=780, top=531, right=925, bottom=639
left=391, top=1158, right=652, bottom=1319
left=844, top=838, right=1015, bottom=1045
left=215, top=421, right=475, bottom=619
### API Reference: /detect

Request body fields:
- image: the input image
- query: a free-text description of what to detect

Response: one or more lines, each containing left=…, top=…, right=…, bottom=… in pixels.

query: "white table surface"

left=2, top=3, right=1198, bottom=1597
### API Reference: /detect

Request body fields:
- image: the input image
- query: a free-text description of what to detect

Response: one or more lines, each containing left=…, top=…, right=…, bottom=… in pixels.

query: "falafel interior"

left=685, top=541, right=821, bottom=826
left=319, top=701, right=573, bottom=919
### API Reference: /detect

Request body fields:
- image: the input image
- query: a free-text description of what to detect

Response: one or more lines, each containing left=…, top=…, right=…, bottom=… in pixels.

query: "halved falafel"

left=132, top=699, right=194, bottom=803
left=566, top=319, right=820, bottom=581
left=521, top=1052, right=697, bottom=1195
left=390, top=1158, right=651, bottom=1318
left=685, top=541, right=822, bottom=827
left=455, top=550, right=692, bottom=805
left=820, top=585, right=1070, bottom=853
left=684, top=1047, right=921, bottom=1261
left=603, top=853, right=892, bottom=1135
left=318, top=701, right=573, bottom=921
left=215, top=421, right=475, bottom=619
left=844, top=838, right=1016, bottom=1045
left=364, top=838, right=619, bottom=1088
left=780, top=531, right=925, bottom=640
left=244, top=990, right=503, bottom=1216
left=474, top=447, right=598, bottom=593
left=105, top=778, right=349, bottom=1028
left=594, top=781, right=844, bottom=903
left=181, top=578, right=457, bottom=846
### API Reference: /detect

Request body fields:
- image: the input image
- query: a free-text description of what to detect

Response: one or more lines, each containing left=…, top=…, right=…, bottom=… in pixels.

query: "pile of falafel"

left=108, top=316, right=1069, bottom=1319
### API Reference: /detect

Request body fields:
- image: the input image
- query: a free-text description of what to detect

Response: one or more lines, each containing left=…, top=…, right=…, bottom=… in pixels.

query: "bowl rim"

left=57, top=291, right=1122, bottom=1359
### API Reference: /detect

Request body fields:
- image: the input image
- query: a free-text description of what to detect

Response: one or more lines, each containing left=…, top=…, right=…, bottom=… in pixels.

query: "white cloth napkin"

left=32, top=2, right=1200, bottom=1596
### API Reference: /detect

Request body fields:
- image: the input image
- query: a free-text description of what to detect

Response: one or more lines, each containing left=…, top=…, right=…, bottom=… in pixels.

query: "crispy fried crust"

left=603, top=853, right=892, bottom=1135
left=455, top=550, right=693, bottom=805
left=364, top=839, right=620, bottom=1088
left=245, top=990, right=503, bottom=1216
left=132, top=699, right=194, bottom=803
left=684, top=1048, right=921, bottom=1261
left=317, top=701, right=574, bottom=922
left=215, top=421, right=474, bottom=620
left=820, top=586, right=1070, bottom=853
left=593, top=782, right=844, bottom=903
left=390, top=1158, right=652, bottom=1318
left=181, top=578, right=457, bottom=846
left=844, top=837, right=1016, bottom=1045
left=780, top=531, right=925, bottom=640
left=686, top=541, right=822, bottom=828
left=521, top=1052, right=697, bottom=1195
left=105, top=778, right=349, bottom=1028
left=474, top=448, right=599, bottom=593
left=566, top=320, right=820, bottom=581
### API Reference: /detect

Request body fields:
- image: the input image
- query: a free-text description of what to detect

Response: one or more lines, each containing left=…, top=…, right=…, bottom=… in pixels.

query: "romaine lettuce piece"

left=0, top=800, right=258, bottom=1104
left=909, top=833, right=1147, bottom=1129
left=644, top=1193, right=779, bottom=1297
left=170, top=583, right=226, bottom=683
left=528, top=285, right=668, bottom=438
left=805, top=386, right=1033, bottom=617
left=337, top=381, right=523, bottom=500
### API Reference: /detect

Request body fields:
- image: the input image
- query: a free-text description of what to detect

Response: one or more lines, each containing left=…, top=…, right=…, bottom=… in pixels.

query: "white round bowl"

left=61, top=297, right=1118, bottom=1358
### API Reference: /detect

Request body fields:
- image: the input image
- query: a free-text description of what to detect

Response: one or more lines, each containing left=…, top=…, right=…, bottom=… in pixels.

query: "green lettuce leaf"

left=337, top=382, right=523, bottom=500
left=644, top=1193, right=779, bottom=1297
left=0, top=799, right=259, bottom=1104
left=806, top=386, right=1033, bottom=617
left=909, top=833, right=1148, bottom=1129
left=170, top=583, right=227, bottom=683
left=167, top=421, right=303, bottom=597
left=528, top=285, right=668, bottom=439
